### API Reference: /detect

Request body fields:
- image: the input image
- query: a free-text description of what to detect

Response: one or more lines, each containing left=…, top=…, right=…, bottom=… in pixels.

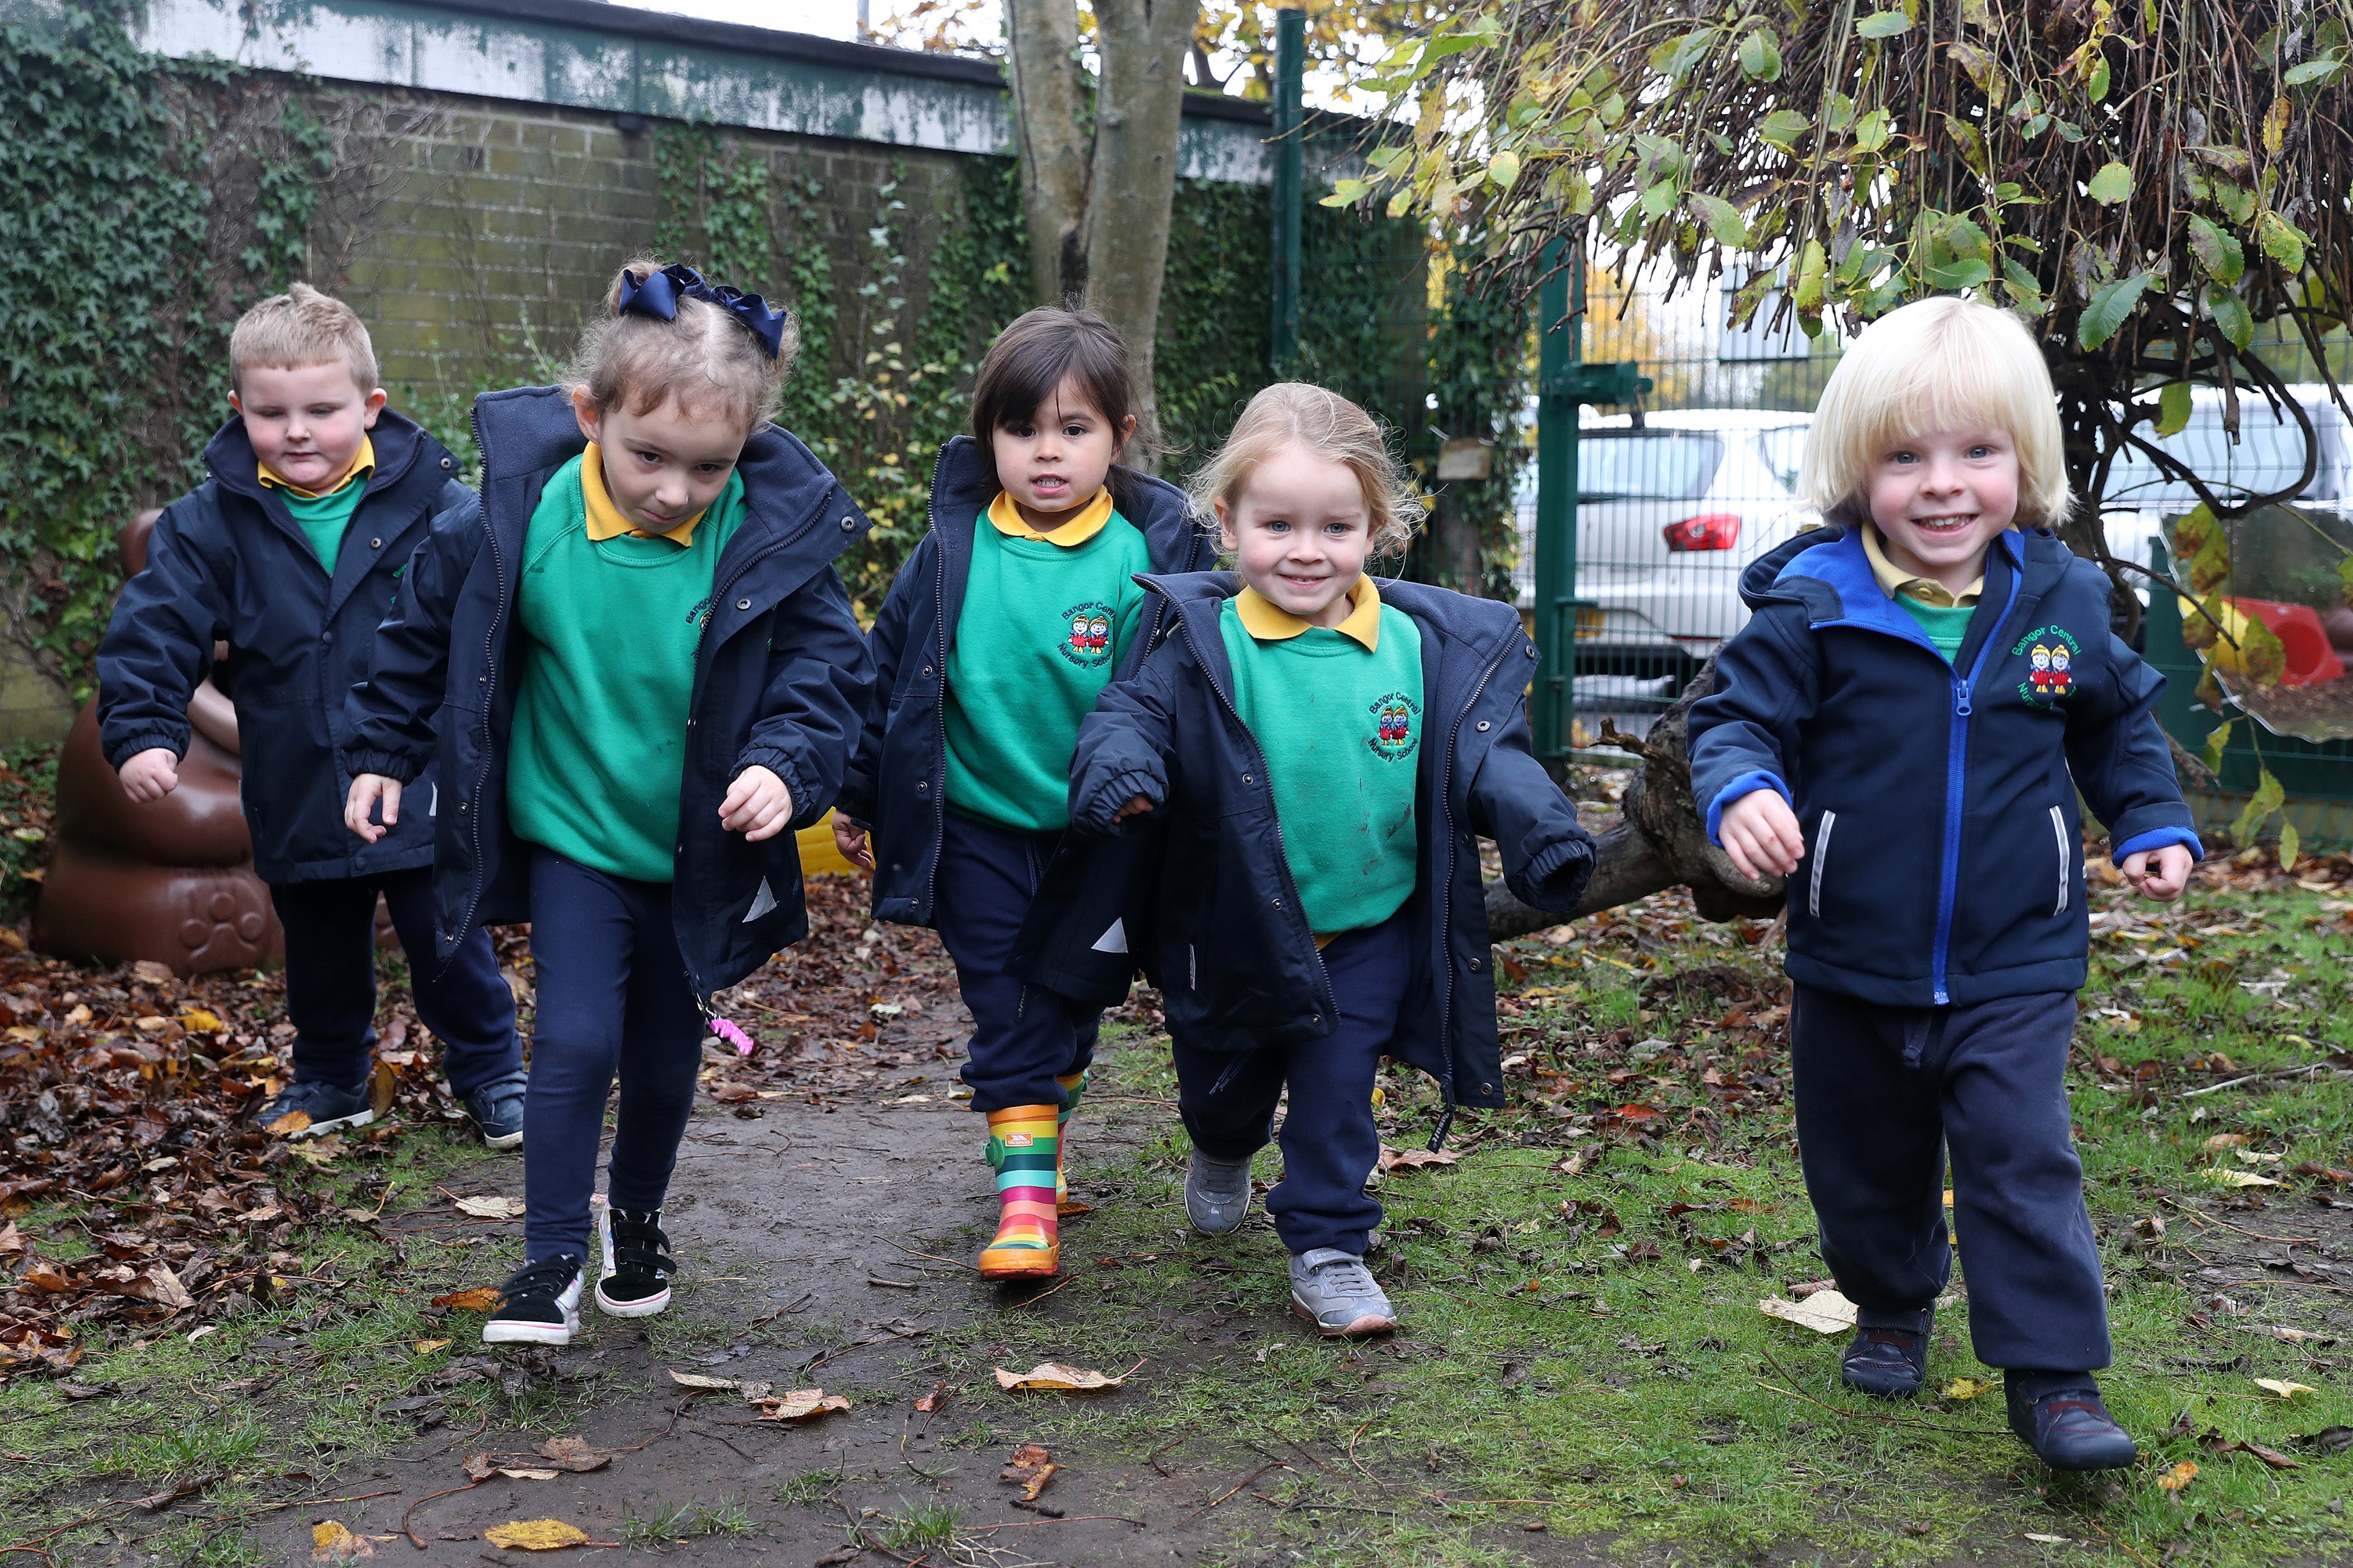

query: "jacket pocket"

left=2048, top=804, right=2072, bottom=918
left=1808, top=810, right=1837, bottom=919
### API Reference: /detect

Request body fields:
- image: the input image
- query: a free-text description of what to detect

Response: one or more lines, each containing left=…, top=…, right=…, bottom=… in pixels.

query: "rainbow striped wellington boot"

left=979, top=1105, right=1061, bottom=1278
left=1054, top=1069, right=1087, bottom=1211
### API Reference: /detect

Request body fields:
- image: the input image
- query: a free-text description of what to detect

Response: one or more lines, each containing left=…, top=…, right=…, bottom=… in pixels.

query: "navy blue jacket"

left=835, top=435, right=1214, bottom=926
left=1018, top=572, right=1595, bottom=1115
left=1688, top=525, right=2201, bottom=1009
left=98, top=410, right=468, bottom=885
left=341, top=386, right=876, bottom=995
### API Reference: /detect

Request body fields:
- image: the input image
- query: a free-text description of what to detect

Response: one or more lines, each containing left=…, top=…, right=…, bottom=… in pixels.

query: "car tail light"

left=1663, top=512, right=1741, bottom=552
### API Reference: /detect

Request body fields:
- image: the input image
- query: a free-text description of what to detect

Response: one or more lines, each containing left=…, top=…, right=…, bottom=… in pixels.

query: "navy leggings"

left=933, top=812, right=1098, bottom=1113
left=1170, top=914, right=1408, bottom=1257
left=521, top=848, right=704, bottom=1265
left=269, top=868, right=519, bottom=1097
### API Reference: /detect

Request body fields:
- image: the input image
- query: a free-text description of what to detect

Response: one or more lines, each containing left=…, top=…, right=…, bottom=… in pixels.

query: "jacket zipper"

left=1168, top=604, right=1337, bottom=1023
left=452, top=401, right=505, bottom=955
left=1927, top=569, right=2022, bottom=1005
left=1432, top=635, right=1512, bottom=1129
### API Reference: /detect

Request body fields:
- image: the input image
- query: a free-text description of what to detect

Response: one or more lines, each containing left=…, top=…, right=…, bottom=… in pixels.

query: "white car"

left=2098, top=383, right=2353, bottom=568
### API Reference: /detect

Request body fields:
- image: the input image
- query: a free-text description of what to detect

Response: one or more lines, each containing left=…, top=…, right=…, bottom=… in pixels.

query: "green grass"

left=618, top=1496, right=758, bottom=1547
left=935, top=872, right=2353, bottom=1567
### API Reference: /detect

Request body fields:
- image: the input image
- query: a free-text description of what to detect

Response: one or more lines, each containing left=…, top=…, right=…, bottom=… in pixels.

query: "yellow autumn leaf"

left=2204, top=1167, right=2281, bottom=1187
left=267, top=1109, right=314, bottom=1136
left=752, top=1389, right=852, bottom=1422
left=1941, top=1377, right=1992, bottom=1400
left=311, top=1522, right=374, bottom=1561
left=412, top=1338, right=451, bottom=1355
left=179, top=1009, right=224, bottom=1033
left=483, top=1520, right=591, bottom=1551
left=2202, top=1133, right=2250, bottom=1149
left=431, top=1287, right=502, bottom=1312
left=2254, top=1378, right=2315, bottom=1398
left=2158, top=1459, right=2199, bottom=1491
left=994, top=1362, right=1132, bottom=1392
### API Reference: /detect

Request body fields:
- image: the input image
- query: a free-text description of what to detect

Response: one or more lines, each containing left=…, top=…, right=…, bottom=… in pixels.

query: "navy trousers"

left=269, top=868, right=520, bottom=1097
left=1790, top=983, right=2108, bottom=1372
left=934, top=812, right=1098, bottom=1113
left=1171, top=914, right=1408, bottom=1258
left=520, top=849, right=705, bottom=1264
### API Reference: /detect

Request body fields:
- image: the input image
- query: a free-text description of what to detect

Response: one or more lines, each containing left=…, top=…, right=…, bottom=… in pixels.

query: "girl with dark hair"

left=835, top=305, right=1212, bottom=1279
left=342, top=258, right=874, bottom=1344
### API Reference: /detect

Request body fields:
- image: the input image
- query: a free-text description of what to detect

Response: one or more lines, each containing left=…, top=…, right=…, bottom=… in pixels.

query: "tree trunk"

left=1084, top=0, right=1198, bottom=468
left=1484, top=658, right=1787, bottom=939
left=1003, top=0, right=1089, bottom=306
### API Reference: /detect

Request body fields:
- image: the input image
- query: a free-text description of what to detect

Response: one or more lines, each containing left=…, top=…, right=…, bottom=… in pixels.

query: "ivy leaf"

left=1794, top=238, right=1829, bottom=311
left=2255, top=211, right=2309, bottom=272
left=2157, top=380, right=2194, bottom=437
left=2087, top=161, right=2134, bottom=205
left=1856, top=10, right=1914, bottom=37
left=2088, top=56, right=2111, bottom=101
left=2202, top=719, right=2233, bottom=776
left=2279, top=819, right=2301, bottom=873
left=2077, top=272, right=2154, bottom=351
left=2205, top=285, right=2257, bottom=349
left=2284, top=58, right=2346, bottom=87
left=1320, top=179, right=1372, bottom=208
left=1687, top=192, right=1750, bottom=247
left=2186, top=215, right=2245, bottom=284
left=1739, top=28, right=1784, bottom=81
left=1853, top=109, right=1894, bottom=152
left=1759, top=110, right=1813, bottom=151
left=2229, top=768, right=2286, bottom=846
left=1487, top=150, right=1522, bottom=189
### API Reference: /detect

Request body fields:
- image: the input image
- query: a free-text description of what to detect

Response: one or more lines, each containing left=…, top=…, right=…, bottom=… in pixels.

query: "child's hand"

left=832, top=813, right=874, bottom=870
left=720, top=765, right=794, bottom=841
left=345, top=773, right=402, bottom=842
left=1112, top=794, right=1154, bottom=823
left=118, top=748, right=180, bottom=803
left=2122, top=843, right=2194, bottom=902
left=1719, top=788, right=1805, bottom=881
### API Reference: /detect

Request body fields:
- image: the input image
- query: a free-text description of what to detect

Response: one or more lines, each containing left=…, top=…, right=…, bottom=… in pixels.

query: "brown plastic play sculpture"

left=35, top=512, right=285, bottom=975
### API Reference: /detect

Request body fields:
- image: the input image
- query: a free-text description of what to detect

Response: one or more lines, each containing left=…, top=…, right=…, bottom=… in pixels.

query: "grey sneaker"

left=1288, top=1247, right=1396, bottom=1337
left=1184, top=1148, right=1255, bottom=1235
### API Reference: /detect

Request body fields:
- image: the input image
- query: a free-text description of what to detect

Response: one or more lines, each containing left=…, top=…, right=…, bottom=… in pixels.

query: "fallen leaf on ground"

left=311, top=1521, right=374, bottom=1560
left=498, top=1467, right=561, bottom=1480
left=432, top=1287, right=502, bottom=1312
left=752, top=1389, right=851, bottom=1422
left=2202, top=1133, right=2251, bottom=1149
left=1377, top=1145, right=1458, bottom=1172
left=2295, top=1426, right=2352, bottom=1453
left=464, top=1453, right=497, bottom=1482
left=914, top=1382, right=949, bottom=1414
left=452, top=1195, right=525, bottom=1219
left=2255, top=1378, right=2315, bottom=1398
left=266, top=1109, right=314, bottom=1137
left=1941, top=1377, right=1993, bottom=1400
left=994, top=1362, right=1130, bottom=1392
left=668, top=1369, right=748, bottom=1390
left=180, top=1009, right=223, bottom=1033
left=2025, top=1533, right=2070, bottom=1544
left=412, top=1339, right=451, bottom=1355
left=0, top=1220, right=24, bottom=1256
left=484, top=1520, right=591, bottom=1551
left=2157, top=1460, right=2199, bottom=1492
left=999, top=1442, right=1059, bottom=1500
left=536, top=1437, right=612, bottom=1472
left=1758, top=1290, right=1859, bottom=1334
left=2205, top=1167, right=2282, bottom=1188
left=2206, top=1436, right=2301, bottom=1469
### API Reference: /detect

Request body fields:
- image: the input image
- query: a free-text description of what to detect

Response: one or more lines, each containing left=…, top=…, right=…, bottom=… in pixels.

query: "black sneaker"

left=252, top=1076, right=374, bottom=1138
left=464, top=1070, right=527, bottom=1151
left=1841, top=1326, right=1929, bottom=1398
left=2005, top=1376, right=2139, bottom=1471
left=594, top=1201, right=675, bottom=1319
left=482, top=1255, right=585, bottom=1346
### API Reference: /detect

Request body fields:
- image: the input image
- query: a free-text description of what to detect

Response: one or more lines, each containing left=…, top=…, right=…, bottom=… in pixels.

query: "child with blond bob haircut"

left=1689, top=296, right=2199, bottom=1469
left=1028, top=382, right=1594, bottom=1335
left=344, top=258, right=873, bottom=1345
left=99, top=284, right=524, bottom=1147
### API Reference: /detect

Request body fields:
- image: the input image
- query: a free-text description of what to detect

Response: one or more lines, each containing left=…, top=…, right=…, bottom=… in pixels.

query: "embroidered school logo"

left=1367, top=691, right=1422, bottom=761
left=1058, top=601, right=1115, bottom=669
left=2012, top=625, right=2082, bottom=705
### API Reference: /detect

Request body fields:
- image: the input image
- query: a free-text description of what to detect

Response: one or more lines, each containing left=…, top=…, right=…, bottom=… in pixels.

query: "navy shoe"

left=1841, top=1326, right=1928, bottom=1398
left=252, top=1076, right=374, bottom=1137
left=2005, top=1377, right=2139, bottom=1471
left=464, top=1069, right=528, bottom=1151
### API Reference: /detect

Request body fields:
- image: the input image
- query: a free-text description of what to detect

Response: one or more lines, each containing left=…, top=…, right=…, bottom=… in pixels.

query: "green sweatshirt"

left=942, top=496, right=1152, bottom=833
left=505, top=455, right=746, bottom=882
left=1219, top=582, right=1424, bottom=938
left=1896, top=597, right=1977, bottom=660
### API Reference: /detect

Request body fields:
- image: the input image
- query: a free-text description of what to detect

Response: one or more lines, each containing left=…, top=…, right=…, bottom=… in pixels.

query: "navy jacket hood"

left=1012, top=571, right=1596, bottom=1122
left=98, top=407, right=468, bottom=884
left=838, top=435, right=1212, bottom=926
left=341, top=385, right=876, bottom=992
left=1689, top=523, right=2200, bottom=1007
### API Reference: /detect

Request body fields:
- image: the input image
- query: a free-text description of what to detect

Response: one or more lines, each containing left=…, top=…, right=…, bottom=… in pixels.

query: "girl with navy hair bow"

left=343, top=257, right=875, bottom=1346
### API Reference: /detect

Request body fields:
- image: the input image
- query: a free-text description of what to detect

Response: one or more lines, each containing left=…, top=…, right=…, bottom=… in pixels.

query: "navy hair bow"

left=617, top=262, right=791, bottom=360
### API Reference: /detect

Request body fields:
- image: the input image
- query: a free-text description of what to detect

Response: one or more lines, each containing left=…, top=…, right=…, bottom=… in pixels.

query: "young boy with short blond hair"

left=98, top=284, right=523, bottom=1143
left=1690, top=296, right=2200, bottom=1471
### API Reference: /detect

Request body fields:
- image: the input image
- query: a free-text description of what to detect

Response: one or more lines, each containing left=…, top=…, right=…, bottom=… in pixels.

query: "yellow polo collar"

left=1863, top=524, right=1982, bottom=608
left=1234, top=575, right=1382, bottom=652
left=582, top=442, right=705, bottom=546
left=258, top=435, right=375, bottom=501
left=987, top=486, right=1114, bottom=546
